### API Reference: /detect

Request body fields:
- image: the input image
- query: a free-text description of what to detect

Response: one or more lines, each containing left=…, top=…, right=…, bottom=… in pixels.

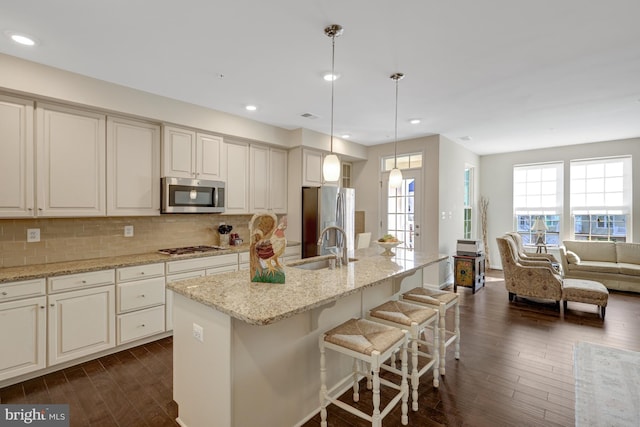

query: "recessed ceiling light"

left=323, top=72, right=340, bottom=81
left=341, top=134, right=351, bottom=139
left=245, top=105, right=257, bottom=111
left=5, top=31, right=38, bottom=46
left=409, top=119, right=421, bottom=125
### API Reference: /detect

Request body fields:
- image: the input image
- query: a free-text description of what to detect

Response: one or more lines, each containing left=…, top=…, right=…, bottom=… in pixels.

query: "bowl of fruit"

left=376, top=235, right=402, bottom=255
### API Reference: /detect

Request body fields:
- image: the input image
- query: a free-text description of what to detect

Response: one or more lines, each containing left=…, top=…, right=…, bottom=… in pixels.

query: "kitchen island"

left=167, top=247, right=448, bottom=427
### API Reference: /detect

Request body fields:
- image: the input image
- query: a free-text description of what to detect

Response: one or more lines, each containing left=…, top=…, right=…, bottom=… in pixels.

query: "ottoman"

left=562, top=279, right=609, bottom=319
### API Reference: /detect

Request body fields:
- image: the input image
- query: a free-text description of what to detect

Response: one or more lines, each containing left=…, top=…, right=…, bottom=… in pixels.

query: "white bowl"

left=376, top=240, right=402, bottom=255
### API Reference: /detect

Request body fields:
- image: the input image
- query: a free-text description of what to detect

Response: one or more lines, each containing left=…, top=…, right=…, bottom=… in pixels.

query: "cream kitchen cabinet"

left=162, top=125, right=223, bottom=180
left=224, top=140, right=250, bottom=214
left=302, top=148, right=324, bottom=187
left=47, top=271, right=116, bottom=366
left=0, top=279, right=46, bottom=382
left=250, top=146, right=287, bottom=213
left=36, top=103, right=106, bottom=217
left=107, top=117, right=161, bottom=216
left=0, top=95, right=34, bottom=218
left=115, top=263, right=166, bottom=345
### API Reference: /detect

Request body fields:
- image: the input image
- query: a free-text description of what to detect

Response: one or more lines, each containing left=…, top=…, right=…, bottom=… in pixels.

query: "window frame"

left=512, top=162, right=564, bottom=247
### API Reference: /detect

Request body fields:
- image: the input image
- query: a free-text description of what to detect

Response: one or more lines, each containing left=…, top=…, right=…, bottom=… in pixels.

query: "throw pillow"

left=566, top=250, right=581, bottom=264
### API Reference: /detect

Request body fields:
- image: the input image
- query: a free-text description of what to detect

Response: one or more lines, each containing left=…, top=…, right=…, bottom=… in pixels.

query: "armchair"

left=506, top=232, right=558, bottom=263
left=496, top=236, right=563, bottom=304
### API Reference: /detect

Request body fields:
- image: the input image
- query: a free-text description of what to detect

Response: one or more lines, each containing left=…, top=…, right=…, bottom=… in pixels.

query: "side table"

left=453, top=254, right=485, bottom=294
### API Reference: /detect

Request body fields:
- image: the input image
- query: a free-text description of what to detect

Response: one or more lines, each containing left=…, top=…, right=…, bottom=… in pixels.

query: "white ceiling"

left=2, top=0, right=640, bottom=155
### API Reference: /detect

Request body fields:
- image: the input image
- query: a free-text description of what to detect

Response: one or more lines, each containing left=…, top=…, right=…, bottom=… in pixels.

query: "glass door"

left=382, top=169, right=422, bottom=251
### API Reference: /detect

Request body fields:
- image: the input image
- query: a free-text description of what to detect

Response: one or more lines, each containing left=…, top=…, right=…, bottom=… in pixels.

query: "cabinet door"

left=0, top=296, right=46, bottom=381
left=302, top=149, right=323, bottom=187
left=107, top=117, right=161, bottom=216
left=0, top=95, right=34, bottom=218
left=197, top=133, right=223, bottom=180
left=250, top=145, right=270, bottom=212
left=162, top=126, right=196, bottom=178
left=36, top=104, right=106, bottom=217
left=48, top=285, right=115, bottom=366
left=270, top=148, right=288, bottom=213
left=225, top=141, right=249, bottom=214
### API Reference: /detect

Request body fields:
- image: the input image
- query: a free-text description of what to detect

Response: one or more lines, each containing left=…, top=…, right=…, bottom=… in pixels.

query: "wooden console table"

left=453, top=254, right=485, bottom=294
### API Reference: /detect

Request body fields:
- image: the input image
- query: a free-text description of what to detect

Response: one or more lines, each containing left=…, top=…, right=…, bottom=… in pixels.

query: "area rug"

left=574, top=342, right=640, bottom=426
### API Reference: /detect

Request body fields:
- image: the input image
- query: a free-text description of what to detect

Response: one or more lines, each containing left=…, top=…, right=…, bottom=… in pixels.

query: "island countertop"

left=167, top=247, right=448, bottom=325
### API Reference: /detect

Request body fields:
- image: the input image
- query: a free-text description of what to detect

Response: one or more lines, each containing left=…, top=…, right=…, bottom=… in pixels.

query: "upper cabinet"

left=224, top=140, right=250, bottom=214
left=107, top=117, right=161, bottom=216
left=162, top=125, right=223, bottom=181
left=36, top=103, right=106, bottom=217
left=250, top=146, right=288, bottom=213
left=302, top=148, right=324, bottom=187
left=0, top=95, right=34, bottom=218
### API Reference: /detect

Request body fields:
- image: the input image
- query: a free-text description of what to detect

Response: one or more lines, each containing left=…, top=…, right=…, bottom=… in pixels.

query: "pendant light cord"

left=394, top=77, right=398, bottom=168
left=330, top=34, right=336, bottom=154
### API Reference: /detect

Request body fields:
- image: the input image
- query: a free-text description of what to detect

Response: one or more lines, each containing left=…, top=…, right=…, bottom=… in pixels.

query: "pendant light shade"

left=323, top=153, right=341, bottom=182
left=322, top=24, right=343, bottom=182
left=389, top=168, right=403, bottom=188
left=389, top=72, right=405, bottom=189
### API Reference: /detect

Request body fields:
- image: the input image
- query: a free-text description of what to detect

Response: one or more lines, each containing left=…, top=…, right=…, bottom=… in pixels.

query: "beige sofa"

left=559, top=241, right=640, bottom=292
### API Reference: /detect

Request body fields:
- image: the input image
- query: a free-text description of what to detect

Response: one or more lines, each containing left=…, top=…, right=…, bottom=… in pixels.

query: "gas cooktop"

left=158, top=245, right=223, bottom=256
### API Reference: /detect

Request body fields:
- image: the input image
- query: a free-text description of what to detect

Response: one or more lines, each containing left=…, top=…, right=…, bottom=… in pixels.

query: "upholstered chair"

left=506, top=231, right=559, bottom=263
left=496, top=236, right=563, bottom=305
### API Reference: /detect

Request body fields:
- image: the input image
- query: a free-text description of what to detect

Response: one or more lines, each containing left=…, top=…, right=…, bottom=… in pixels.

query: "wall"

left=480, top=137, right=640, bottom=269
left=0, top=215, right=254, bottom=268
left=438, top=136, right=481, bottom=281
left=353, top=135, right=478, bottom=286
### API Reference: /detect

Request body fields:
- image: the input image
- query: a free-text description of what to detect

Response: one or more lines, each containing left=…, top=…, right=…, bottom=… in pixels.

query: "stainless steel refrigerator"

left=301, top=186, right=355, bottom=258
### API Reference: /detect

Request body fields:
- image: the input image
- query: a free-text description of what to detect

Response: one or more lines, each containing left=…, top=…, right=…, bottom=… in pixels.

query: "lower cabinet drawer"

left=117, top=306, right=165, bottom=345
left=117, top=277, right=166, bottom=314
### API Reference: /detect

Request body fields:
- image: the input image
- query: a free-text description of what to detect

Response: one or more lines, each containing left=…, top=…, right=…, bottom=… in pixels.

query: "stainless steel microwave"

left=161, top=177, right=225, bottom=213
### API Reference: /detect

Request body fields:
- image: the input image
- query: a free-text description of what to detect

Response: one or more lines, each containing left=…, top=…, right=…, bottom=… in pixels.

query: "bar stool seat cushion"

left=324, top=318, right=405, bottom=356
left=369, top=300, right=437, bottom=326
left=403, top=287, right=458, bottom=306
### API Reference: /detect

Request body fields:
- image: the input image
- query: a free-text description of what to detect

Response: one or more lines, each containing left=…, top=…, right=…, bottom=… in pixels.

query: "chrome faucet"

left=317, top=226, right=349, bottom=266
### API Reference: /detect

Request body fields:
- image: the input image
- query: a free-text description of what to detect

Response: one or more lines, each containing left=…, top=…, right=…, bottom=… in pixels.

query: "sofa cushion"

left=565, top=250, right=581, bottom=264
left=568, top=261, right=619, bottom=274
left=618, top=263, right=640, bottom=277
left=564, top=241, right=617, bottom=262
left=616, top=243, right=640, bottom=264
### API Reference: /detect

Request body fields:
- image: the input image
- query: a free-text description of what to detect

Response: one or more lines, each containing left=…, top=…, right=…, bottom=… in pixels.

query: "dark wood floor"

left=2, top=271, right=640, bottom=426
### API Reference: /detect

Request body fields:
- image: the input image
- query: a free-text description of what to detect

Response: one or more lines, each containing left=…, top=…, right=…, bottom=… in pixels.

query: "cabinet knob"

left=50, top=303, right=55, bottom=307
left=140, top=272, right=145, bottom=275
left=1, top=291, right=7, bottom=296
left=140, top=294, right=145, bottom=298
left=140, top=324, right=146, bottom=328
left=81, top=280, right=87, bottom=284
left=40, top=305, right=45, bottom=309
left=38, top=208, right=43, bottom=211
left=28, top=208, right=33, bottom=211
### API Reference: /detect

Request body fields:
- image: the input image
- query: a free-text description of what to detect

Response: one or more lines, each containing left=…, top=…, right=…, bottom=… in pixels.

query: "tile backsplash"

left=0, top=215, right=254, bottom=268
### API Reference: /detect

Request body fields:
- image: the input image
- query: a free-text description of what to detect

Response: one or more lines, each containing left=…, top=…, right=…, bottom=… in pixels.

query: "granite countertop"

left=0, top=242, right=300, bottom=283
left=167, top=247, right=448, bottom=326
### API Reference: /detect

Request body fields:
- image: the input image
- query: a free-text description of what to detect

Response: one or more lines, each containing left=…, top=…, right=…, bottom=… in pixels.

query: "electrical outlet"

left=27, top=228, right=40, bottom=243
left=193, top=323, right=204, bottom=342
left=124, top=225, right=134, bottom=237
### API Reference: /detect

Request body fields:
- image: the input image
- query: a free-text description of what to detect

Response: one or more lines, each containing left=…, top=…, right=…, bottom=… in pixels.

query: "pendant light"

left=388, top=72, right=405, bottom=189
left=322, top=24, right=343, bottom=183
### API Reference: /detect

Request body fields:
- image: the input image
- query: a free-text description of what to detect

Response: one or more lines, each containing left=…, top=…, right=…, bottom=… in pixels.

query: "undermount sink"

left=289, top=257, right=358, bottom=271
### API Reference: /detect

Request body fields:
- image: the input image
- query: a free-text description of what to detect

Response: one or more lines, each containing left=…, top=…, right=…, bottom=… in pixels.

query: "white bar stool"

left=367, top=300, right=440, bottom=411
left=401, top=287, right=460, bottom=375
left=319, top=318, right=410, bottom=427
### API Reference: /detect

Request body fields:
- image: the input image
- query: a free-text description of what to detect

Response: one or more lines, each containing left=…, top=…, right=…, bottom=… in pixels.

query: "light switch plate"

left=124, top=225, right=134, bottom=237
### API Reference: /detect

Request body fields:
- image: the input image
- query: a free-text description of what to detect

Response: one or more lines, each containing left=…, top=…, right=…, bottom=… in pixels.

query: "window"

left=570, top=156, right=632, bottom=242
left=463, top=167, right=473, bottom=239
left=513, top=162, right=563, bottom=246
left=382, top=153, right=422, bottom=172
